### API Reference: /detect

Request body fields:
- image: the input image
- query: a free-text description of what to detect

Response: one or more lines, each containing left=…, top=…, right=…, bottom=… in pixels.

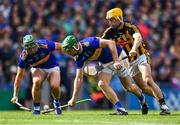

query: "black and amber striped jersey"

left=102, top=21, right=149, bottom=62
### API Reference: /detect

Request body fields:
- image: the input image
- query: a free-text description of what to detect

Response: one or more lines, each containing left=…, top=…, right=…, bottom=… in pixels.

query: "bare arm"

left=55, top=42, right=64, bottom=52
left=68, top=67, right=84, bottom=106
left=99, top=38, right=119, bottom=63
left=11, top=67, right=25, bottom=103
left=131, top=33, right=143, bottom=51
left=71, top=68, right=84, bottom=100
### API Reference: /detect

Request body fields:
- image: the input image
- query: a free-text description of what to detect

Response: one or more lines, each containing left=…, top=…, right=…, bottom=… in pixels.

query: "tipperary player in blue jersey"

left=62, top=35, right=148, bottom=115
left=11, top=34, right=63, bottom=115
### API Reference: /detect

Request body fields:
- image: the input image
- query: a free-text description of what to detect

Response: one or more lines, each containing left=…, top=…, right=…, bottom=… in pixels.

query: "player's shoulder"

left=102, top=26, right=117, bottom=37
left=103, top=26, right=114, bottom=34
left=37, top=39, right=48, bottom=49
left=124, top=21, right=137, bottom=28
left=19, top=50, right=28, bottom=61
left=80, top=37, right=98, bottom=43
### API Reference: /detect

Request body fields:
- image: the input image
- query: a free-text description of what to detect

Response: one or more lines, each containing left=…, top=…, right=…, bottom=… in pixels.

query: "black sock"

left=159, top=98, right=166, bottom=106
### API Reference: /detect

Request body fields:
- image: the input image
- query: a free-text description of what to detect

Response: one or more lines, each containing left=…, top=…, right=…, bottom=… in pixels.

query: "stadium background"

left=0, top=0, right=179, bottom=111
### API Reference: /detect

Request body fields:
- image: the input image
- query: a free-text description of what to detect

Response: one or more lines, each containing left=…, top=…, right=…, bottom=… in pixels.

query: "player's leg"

left=129, top=54, right=170, bottom=115
left=98, top=72, right=117, bottom=104
left=119, top=75, right=148, bottom=114
left=120, top=76, right=142, bottom=96
left=138, top=63, right=162, bottom=99
left=129, top=56, right=154, bottom=97
left=138, top=63, right=170, bottom=115
left=31, top=68, right=45, bottom=114
left=47, top=67, right=61, bottom=115
left=98, top=71, right=128, bottom=115
left=116, top=61, right=148, bottom=115
left=133, top=72, right=155, bottom=97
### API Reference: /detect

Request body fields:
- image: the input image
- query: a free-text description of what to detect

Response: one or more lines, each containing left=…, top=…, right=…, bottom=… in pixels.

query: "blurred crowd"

left=0, top=0, right=179, bottom=108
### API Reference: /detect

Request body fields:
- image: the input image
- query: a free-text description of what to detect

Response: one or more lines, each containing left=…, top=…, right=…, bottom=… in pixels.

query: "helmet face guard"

left=23, top=35, right=37, bottom=49
left=66, top=43, right=82, bottom=56
left=23, top=41, right=37, bottom=49
left=62, top=35, right=82, bottom=56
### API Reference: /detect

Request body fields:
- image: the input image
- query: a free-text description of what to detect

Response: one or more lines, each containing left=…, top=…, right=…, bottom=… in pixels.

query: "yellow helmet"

left=106, top=8, right=123, bottom=20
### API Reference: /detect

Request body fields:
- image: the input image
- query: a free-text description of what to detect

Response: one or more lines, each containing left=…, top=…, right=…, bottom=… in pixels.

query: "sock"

left=53, top=99, right=60, bottom=108
left=159, top=98, right=166, bottom=106
left=33, top=102, right=40, bottom=111
left=138, top=94, right=145, bottom=103
left=114, top=101, right=122, bottom=110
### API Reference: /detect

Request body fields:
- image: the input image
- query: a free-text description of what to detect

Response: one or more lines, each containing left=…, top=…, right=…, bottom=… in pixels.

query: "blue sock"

left=53, top=99, right=60, bottom=108
left=114, top=101, right=122, bottom=110
left=33, top=102, right=40, bottom=111
left=138, top=94, right=145, bottom=103
left=53, top=99, right=62, bottom=115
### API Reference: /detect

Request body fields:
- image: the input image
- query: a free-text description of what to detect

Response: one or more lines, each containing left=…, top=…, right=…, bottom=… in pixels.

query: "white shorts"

left=129, top=54, right=148, bottom=77
left=98, top=56, right=128, bottom=77
left=31, top=66, right=60, bottom=76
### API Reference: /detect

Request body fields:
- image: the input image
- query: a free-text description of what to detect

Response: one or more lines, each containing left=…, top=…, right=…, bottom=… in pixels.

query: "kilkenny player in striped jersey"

left=102, top=8, right=170, bottom=115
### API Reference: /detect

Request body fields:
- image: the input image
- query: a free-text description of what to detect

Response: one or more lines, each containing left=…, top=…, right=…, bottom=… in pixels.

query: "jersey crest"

left=82, top=42, right=90, bottom=47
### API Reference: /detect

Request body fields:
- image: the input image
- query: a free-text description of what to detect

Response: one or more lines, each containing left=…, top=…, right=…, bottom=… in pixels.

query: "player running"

left=11, top=34, right=63, bottom=115
left=62, top=35, right=148, bottom=115
left=102, top=8, right=170, bottom=115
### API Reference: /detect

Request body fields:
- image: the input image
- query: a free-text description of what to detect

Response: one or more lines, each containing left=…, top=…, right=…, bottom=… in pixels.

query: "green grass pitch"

left=0, top=110, right=179, bottom=125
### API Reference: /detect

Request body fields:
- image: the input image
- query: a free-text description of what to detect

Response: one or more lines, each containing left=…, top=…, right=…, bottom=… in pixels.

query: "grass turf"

left=0, top=110, right=179, bottom=125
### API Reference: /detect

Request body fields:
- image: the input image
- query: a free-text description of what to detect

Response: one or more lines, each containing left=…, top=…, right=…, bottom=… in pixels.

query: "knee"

left=51, top=83, right=60, bottom=90
left=143, top=75, right=153, bottom=84
left=140, top=85, right=149, bottom=92
left=98, top=81, right=108, bottom=88
left=125, top=85, right=133, bottom=92
left=33, top=81, right=41, bottom=90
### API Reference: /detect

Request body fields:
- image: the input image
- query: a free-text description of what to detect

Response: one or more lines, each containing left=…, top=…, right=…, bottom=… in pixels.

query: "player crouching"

left=11, top=34, right=64, bottom=115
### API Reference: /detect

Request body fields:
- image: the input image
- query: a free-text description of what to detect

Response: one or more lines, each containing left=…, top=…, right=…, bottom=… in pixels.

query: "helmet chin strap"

left=72, top=43, right=83, bottom=54
left=73, top=44, right=79, bottom=51
left=117, top=16, right=123, bottom=22
left=117, top=17, right=124, bottom=29
left=79, top=43, right=83, bottom=53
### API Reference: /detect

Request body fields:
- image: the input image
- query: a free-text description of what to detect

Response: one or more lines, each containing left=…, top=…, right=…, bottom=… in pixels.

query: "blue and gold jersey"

left=75, top=37, right=122, bottom=69
left=18, top=40, right=59, bottom=69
